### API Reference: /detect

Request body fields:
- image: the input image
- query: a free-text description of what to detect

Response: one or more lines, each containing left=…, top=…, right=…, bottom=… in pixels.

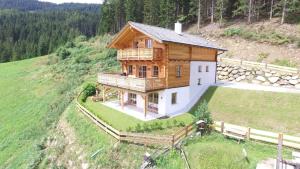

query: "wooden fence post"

left=221, top=121, right=224, bottom=133
left=276, top=133, right=283, bottom=169
left=185, top=126, right=188, bottom=137
left=172, top=134, right=175, bottom=147
left=247, top=127, right=251, bottom=140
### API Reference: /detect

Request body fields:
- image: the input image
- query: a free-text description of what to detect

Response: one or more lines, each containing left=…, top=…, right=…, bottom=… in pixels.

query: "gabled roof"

left=108, top=21, right=227, bottom=51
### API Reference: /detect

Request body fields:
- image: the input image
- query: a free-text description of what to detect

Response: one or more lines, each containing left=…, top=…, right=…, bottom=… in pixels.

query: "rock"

left=245, top=71, right=251, bottom=76
left=289, top=79, right=298, bottom=85
left=279, top=80, right=289, bottom=85
left=292, top=75, right=299, bottom=80
left=270, top=71, right=276, bottom=74
left=295, top=84, right=300, bottom=89
left=227, top=68, right=233, bottom=73
left=220, top=64, right=226, bottom=68
left=256, top=76, right=266, bottom=82
left=238, top=69, right=245, bottom=73
left=268, top=77, right=279, bottom=83
left=228, top=77, right=235, bottom=81
left=252, top=80, right=261, bottom=84
left=285, top=76, right=292, bottom=80
left=223, top=67, right=228, bottom=72
left=233, top=74, right=239, bottom=78
left=263, top=82, right=271, bottom=86
left=256, top=70, right=263, bottom=75
left=220, top=71, right=229, bottom=76
left=217, top=67, right=223, bottom=71
left=231, top=70, right=238, bottom=75
left=273, top=83, right=280, bottom=87
left=236, top=75, right=246, bottom=82
left=265, top=73, right=272, bottom=77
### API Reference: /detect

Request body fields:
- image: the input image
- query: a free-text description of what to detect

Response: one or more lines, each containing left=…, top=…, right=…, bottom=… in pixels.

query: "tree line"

left=0, top=9, right=100, bottom=63
left=99, top=0, right=300, bottom=34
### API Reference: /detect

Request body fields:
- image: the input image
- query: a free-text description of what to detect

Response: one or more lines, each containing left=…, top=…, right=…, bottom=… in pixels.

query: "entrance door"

left=128, top=93, right=137, bottom=105
left=139, top=66, right=147, bottom=78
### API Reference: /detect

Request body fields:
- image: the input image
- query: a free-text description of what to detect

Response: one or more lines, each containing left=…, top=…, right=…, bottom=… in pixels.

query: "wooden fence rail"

left=214, top=121, right=300, bottom=150
left=76, top=101, right=194, bottom=147
left=218, top=57, right=300, bottom=74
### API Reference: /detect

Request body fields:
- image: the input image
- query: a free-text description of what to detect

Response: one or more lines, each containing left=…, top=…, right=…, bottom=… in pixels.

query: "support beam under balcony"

left=102, top=86, right=106, bottom=102
left=120, top=90, right=124, bottom=110
left=143, top=95, right=148, bottom=118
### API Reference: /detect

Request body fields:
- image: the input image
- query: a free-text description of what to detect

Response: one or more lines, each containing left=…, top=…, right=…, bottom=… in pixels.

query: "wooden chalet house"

left=98, top=21, right=226, bottom=120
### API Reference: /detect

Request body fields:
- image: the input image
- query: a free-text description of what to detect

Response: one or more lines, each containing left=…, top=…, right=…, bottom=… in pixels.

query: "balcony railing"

left=117, top=48, right=162, bottom=60
left=98, top=73, right=165, bottom=92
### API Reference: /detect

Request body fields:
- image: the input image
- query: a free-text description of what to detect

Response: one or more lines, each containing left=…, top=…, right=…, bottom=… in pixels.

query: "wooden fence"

left=218, top=57, right=299, bottom=74
left=214, top=121, right=300, bottom=150
left=76, top=101, right=194, bottom=147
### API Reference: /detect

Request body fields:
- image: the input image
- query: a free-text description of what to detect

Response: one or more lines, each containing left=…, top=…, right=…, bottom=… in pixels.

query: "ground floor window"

left=128, top=93, right=137, bottom=105
left=171, top=92, right=177, bottom=104
left=198, top=78, right=202, bottom=85
left=148, top=93, right=159, bottom=104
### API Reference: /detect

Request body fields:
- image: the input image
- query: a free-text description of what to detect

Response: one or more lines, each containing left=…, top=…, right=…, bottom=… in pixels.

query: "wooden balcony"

left=117, top=48, right=163, bottom=60
left=98, top=73, right=165, bottom=92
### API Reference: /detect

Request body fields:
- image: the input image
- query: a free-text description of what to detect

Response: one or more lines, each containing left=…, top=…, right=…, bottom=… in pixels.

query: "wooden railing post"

left=220, top=121, right=224, bottom=133
left=172, top=134, right=175, bottom=147
left=185, top=126, right=188, bottom=137
left=247, top=127, right=251, bottom=140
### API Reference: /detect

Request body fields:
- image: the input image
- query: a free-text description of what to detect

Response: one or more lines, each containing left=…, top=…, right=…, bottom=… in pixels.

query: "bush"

left=193, top=100, right=213, bottom=125
left=135, top=124, right=142, bottom=132
left=80, top=83, right=96, bottom=102
left=65, top=41, right=75, bottom=48
left=56, top=47, right=71, bottom=60
left=223, top=28, right=242, bottom=36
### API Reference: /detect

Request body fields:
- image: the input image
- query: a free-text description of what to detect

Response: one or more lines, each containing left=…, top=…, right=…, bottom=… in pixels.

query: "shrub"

left=135, top=124, right=142, bottom=132
left=172, top=119, right=178, bottom=127
left=80, top=83, right=96, bottom=102
left=56, top=47, right=71, bottom=60
left=65, top=41, right=75, bottom=48
left=143, top=123, right=150, bottom=132
left=223, top=28, right=242, bottom=36
left=257, top=52, right=269, bottom=62
left=193, top=100, right=213, bottom=125
left=272, top=59, right=298, bottom=68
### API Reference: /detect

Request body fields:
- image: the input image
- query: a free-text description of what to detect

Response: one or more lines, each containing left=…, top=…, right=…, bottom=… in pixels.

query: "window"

left=152, top=66, right=159, bottom=77
left=198, top=65, right=202, bottom=72
left=171, top=93, right=177, bottom=104
left=128, top=65, right=133, bottom=75
left=128, top=93, right=137, bottom=105
left=198, top=78, right=201, bottom=85
left=145, top=39, right=153, bottom=48
left=176, top=65, right=181, bottom=77
left=133, top=41, right=138, bottom=48
left=139, top=66, right=147, bottom=78
left=148, top=93, right=159, bottom=104
left=206, top=65, right=209, bottom=72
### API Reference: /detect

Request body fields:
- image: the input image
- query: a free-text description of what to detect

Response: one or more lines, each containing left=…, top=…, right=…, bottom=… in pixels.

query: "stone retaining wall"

left=217, top=63, right=300, bottom=89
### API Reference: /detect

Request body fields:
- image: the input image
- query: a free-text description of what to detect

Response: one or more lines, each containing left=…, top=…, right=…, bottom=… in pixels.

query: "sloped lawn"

left=196, top=86, right=300, bottom=135
left=156, top=133, right=292, bottom=169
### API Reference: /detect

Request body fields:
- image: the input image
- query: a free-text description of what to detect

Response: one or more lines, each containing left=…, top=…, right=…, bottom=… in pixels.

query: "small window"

left=176, top=65, right=181, bottom=77
left=198, top=78, right=201, bottom=85
left=133, top=41, right=138, bottom=48
left=198, top=65, right=202, bottom=72
left=152, top=66, right=159, bottom=77
left=171, top=93, right=177, bottom=104
left=145, top=39, right=153, bottom=48
left=206, top=65, right=209, bottom=72
left=148, top=93, right=159, bottom=104
left=128, top=65, right=133, bottom=75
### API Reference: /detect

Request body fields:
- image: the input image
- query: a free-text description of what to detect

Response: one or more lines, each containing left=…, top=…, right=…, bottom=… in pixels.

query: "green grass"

left=223, top=27, right=298, bottom=45
left=185, top=133, right=292, bottom=169
left=0, top=57, right=61, bottom=168
left=64, top=102, right=156, bottom=168
left=197, top=86, right=300, bottom=135
left=82, top=98, right=194, bottom=134
left=272, top=59, right=298, bottom=67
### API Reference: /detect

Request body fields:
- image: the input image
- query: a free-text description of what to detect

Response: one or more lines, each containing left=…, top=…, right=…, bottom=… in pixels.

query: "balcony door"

left=128, top=93, right=137, bottom=105
left=139, top=66, right=147, bottom=78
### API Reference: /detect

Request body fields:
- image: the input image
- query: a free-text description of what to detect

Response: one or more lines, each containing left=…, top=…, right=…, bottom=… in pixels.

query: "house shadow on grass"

left=188, top=86, right=219, bottom=116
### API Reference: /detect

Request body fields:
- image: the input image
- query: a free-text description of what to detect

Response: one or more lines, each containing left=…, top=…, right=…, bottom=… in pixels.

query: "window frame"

left=198, top=65, right=202, bottom=72
left=128, top=93, right=137, bottom=105
left=171, top=93, right=177, bottom=105
left=176, top=65, right=182, bottom=78
left=148, top=93, right=159, bottom=104
left=198, top=78, right=202, bottom=85
left=152, top=66, right=159, bottom=77
left=128, top=65, right=133, bottom=75
left=145, top=39, right=153, bottom=48
left=138, top=65, right=147, bottom=78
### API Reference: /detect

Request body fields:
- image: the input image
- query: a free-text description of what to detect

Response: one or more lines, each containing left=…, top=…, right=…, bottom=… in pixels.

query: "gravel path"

left=214, top=81, right=300, bottom=94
